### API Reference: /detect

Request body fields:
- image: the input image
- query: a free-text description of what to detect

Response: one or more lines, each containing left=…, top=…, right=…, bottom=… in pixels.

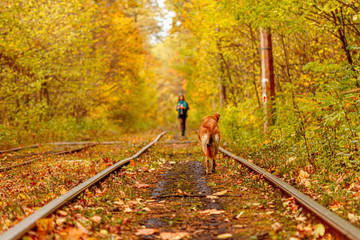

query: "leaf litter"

left=11, top=131, right=335, bottom=239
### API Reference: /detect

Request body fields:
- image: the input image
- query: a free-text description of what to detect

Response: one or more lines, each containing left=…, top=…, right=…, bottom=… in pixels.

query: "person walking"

left=177, top=95, right=189, bottom=136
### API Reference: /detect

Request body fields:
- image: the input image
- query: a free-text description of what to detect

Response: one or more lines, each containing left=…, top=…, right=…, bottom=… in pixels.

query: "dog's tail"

left=201, top=130, right=220, bottom=158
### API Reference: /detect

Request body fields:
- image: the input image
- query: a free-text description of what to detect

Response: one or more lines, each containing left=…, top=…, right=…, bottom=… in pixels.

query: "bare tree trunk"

left=212, top=93, right=217, bottom=112
left=248, top=25, right=261, bottom=109
left=260, top=27, right=275, bottom=134
left=216, top=28, right=226, bottom=108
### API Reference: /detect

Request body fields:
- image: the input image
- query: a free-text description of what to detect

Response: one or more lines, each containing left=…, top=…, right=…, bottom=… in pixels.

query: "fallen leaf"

left=127, top=200, right=139, bottom=206
left=313, top=223, right=325, bottom=237
left=124, top=206, right=133, bottom=213
left=295, top=216, right=307, bottom=222
left=271, top=222, right=283, bottom=232
left=233, top=225, right=246, bottom=228
left=90, top=215, right=102, bottom=223
left=329, top=203, right=340, bottom=211
left=160, top=231, right=189, bottom=240
left=56, top=217, right=66, bottom=226
left=75, top=221, right=88, bottom=234
left=74, top=213, right=89, bottom=223
left=135, top=228, right=158, bottom=236
left=296, top=170, right=310, bottom=186
left=217, top=233, right=233, bottom=239
left=58, top=210, right=68, bottom=216
left=119, top=190, right=126, bottom=198
left=177, top=189, right=185, bottom=195
left=36, top=218, right=54, bottom=240
left=17, top=193, right=27, bottom=200
left=348, top=213, right=360, bottom=223
left=96, top=186, right=108, bottom=196
left=59, top=186, right=67, bottom=195
left=198, top=209, right=225, bottom=215
left=206, top=195, right=219, bottom=199
left=135, top=182, right=150, bottom=189
left=100, top=229, right=108, bottom=235
left=142, top=207, right=151, bottom=212
left=213, top=190, right=228, bottom=196
left=122, top=218, right=130, bottom=224
left=287, top=157, right=296, bottom=164
left=66, top=227, right=87, bottom=240
left=114, top=200, right=124, bottom=205
left=129, top=159, right=136, bottom=167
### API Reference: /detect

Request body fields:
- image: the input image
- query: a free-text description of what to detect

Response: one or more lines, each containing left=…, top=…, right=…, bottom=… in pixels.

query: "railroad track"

left=0, top=144, right=97, bottom=171
left=0, top=144, right=40, bottom=154
left=0, top=132, right=166, bottom=240
left=1, top=131, right=360, bottom=239
left=0, top=140, right=139, bottom=171
left=219, top=147, right=360, bottom=240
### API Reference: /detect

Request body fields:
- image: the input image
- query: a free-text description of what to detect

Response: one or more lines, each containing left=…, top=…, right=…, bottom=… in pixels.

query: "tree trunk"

left=216, top=28, right=226, bottom=108
left=260, top=27, right=275, bottom=134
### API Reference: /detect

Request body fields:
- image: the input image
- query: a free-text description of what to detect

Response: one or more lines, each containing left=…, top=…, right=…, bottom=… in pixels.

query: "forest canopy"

left=0, top=0, right=163, bottom=146
left=1, top=0, right=360, bottom=165
left=160, top=0, right=360, bottom=167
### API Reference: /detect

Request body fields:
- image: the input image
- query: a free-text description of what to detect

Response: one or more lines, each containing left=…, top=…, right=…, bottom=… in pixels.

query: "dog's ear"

left=202, top=116, right=210, bottom=122
left=214, top=113, right=220, bottom=122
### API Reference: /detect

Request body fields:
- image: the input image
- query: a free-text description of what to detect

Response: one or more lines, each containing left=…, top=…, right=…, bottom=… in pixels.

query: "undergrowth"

left=220, top=83, right=360, bottom=225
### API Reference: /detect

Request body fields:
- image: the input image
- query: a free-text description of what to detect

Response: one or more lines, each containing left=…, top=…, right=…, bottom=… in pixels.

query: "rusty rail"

left=219, top=146, right=360, bottom=240
left=0, top=132, right=166, bottom=240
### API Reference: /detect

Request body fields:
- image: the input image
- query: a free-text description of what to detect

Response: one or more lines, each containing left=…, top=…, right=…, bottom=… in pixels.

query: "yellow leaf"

left=17, top=193, right=27, bottom=200
left=198, top=209, right=225, bottom=215
left=217, top=233, right=233, bottom=239
left=213, top=190, right=227, bottom=196
left=60, top=186, right=67, bottom=195
left=313, top=223, right=325, bottom=237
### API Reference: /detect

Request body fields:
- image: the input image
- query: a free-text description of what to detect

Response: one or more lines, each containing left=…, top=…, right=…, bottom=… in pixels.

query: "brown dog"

left=198, top=113, right=220, bottom=174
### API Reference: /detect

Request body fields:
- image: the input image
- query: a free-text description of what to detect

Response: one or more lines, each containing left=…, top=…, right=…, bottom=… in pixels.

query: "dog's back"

left=199, top=118, right=220, bottom=157
left=198, top=114, right=220, bottom=173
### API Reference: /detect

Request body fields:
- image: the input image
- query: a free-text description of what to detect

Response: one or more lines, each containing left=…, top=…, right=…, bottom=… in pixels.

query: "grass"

left=223, top=133, right=360, bottom=227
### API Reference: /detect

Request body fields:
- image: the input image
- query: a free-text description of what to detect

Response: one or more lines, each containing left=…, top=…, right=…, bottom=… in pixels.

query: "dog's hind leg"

left=206, top=157, right=210, bottom=174
left=209, top=157, right=213, bottom=173
left=212, top=158, right=216, bottom=172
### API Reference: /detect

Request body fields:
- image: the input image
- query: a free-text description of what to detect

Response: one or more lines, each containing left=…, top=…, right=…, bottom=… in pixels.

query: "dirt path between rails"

left=21, top=132, right=329, bottom=239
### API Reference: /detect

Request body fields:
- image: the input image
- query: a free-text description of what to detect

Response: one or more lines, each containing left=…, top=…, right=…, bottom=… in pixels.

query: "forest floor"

left=0, top=130, right=333, bottom=239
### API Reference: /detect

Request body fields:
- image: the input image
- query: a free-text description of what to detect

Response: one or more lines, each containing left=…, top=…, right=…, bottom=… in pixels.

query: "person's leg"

left=183, top=117, right=186, bottom=136
left=179, top=117, right=185, bottom=136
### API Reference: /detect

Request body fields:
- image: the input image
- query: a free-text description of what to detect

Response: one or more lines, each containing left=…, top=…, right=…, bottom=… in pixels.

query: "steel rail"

left=0, top=144, right=40, bottom=154
left=48, top=141, right=124, bottom=146
left=0, top=144, right=97, bottom=172
left=219, top=146, right=360, bottom=240
left=0, top=131, right=166, bottom=240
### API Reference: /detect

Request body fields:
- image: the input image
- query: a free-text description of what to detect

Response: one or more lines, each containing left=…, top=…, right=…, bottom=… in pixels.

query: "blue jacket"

left=177, top=100, right=189, bottom=117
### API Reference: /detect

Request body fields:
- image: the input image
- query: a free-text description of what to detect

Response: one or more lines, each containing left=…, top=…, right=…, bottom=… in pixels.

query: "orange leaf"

left=135, top=182, right=149, bottom=189
left=160, top=232, right=189, bottom=240
left=129, top=159, right=136, bottom=167
left=135, top=228, right=158, bottom=236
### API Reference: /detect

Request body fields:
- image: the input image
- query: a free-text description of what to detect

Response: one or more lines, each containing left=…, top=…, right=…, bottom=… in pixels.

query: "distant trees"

left=0, top=0, right=161, bottom=144
left=164, top=0, right=360, bottom=164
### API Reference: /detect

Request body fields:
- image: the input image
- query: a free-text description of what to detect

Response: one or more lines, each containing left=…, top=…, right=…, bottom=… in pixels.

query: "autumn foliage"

left=0, top=0, right=160, bottom=147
